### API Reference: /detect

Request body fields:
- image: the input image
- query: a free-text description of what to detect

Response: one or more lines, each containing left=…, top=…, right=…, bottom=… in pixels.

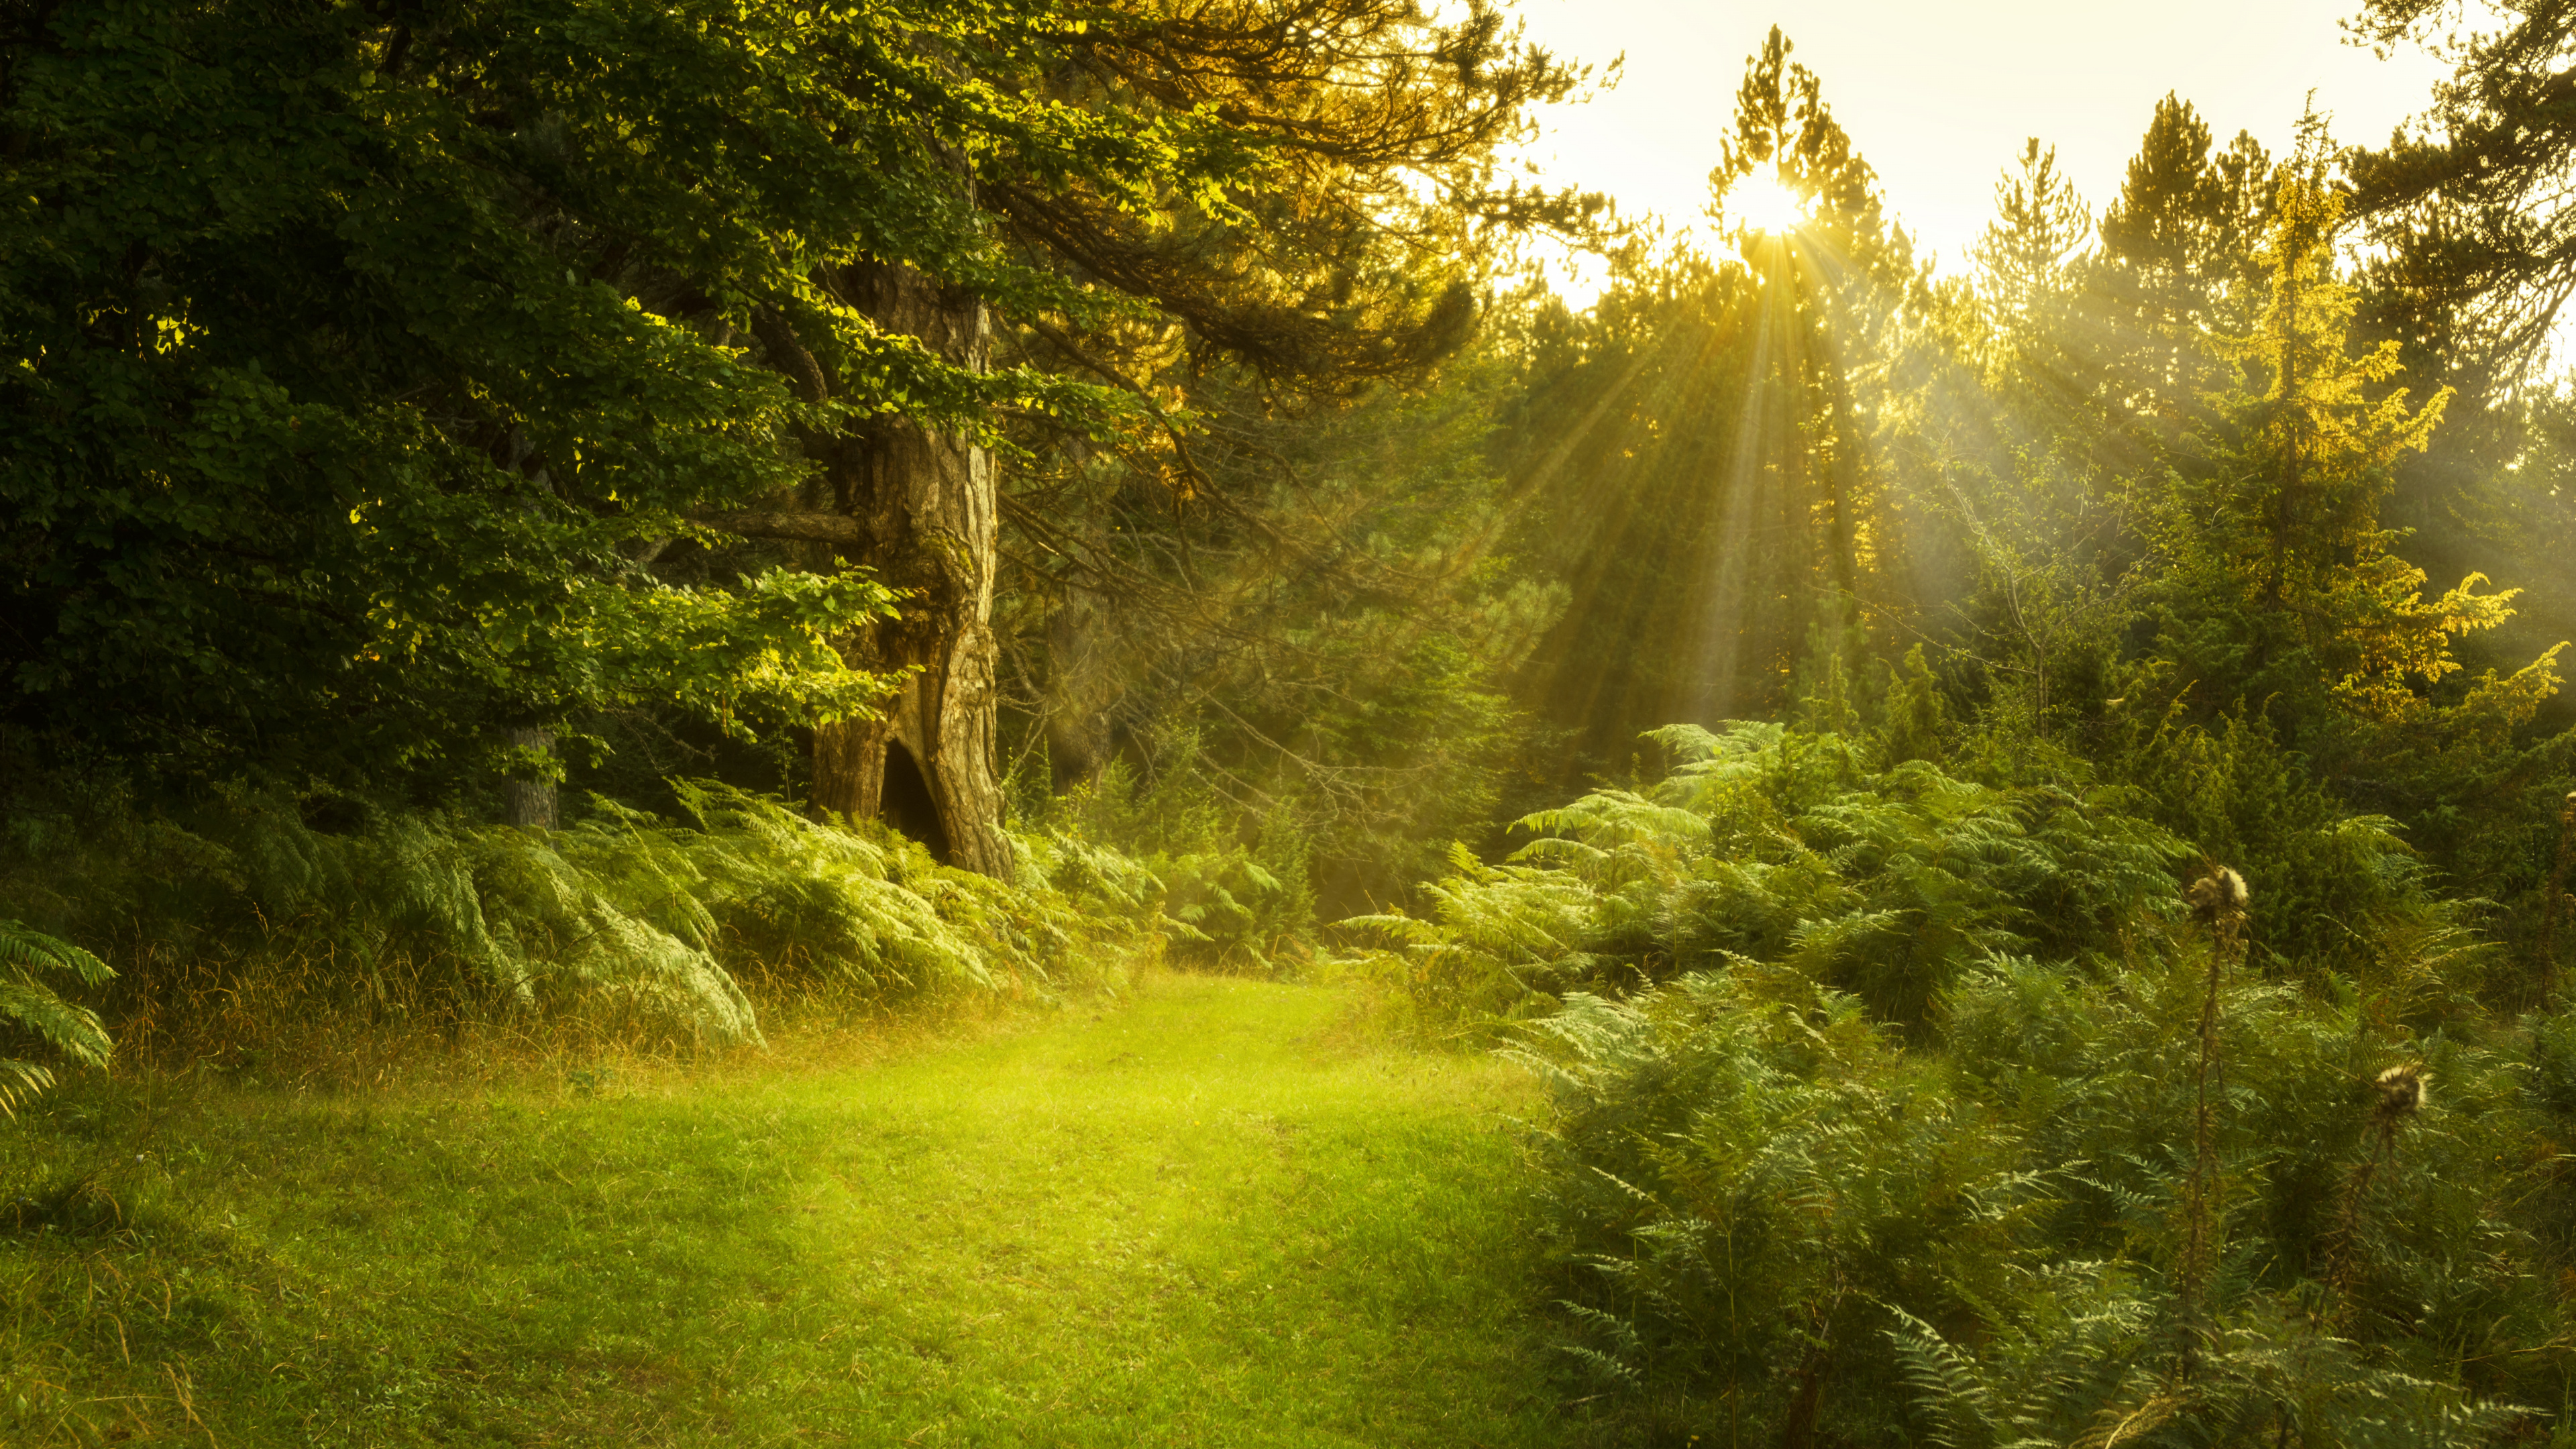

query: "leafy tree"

left=998, top=348, right=1563, bottom=914
left=744, top=0, right=1595, bottom=872
left=3, top=0, right=927, bottom=811
left=2, top=0, right=1591, bottom=872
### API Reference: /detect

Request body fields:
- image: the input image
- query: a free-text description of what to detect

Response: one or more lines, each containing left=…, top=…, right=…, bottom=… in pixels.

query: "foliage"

left=1516, top=939, right=2574, bottom=1439
left=0, top=781, right=1171, bottom=1061
left=1475, top=766, right=2557, bottom=1438
left=1, top=0, right=1591, bottom=798
left=1347, top=722, right=2186, bottom=1033
left=1, top=0, right=951, bottom=788
left=1495, top=32, right=1933, bottom=786
left=1328, top=664, right=2576, bottom=1434
left=997, top=335, right=1565, bottom=918
left=0, top=922, right=113, bottom=1117
left=1021, top=748, right=1320, bottom=972
left=2349, top=0, right=2576, bottom=378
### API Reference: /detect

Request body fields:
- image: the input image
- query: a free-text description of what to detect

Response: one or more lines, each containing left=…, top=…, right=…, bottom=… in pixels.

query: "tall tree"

left=2349, top=0, right=2576, bottom=382
left=1501, top=30, right=1925, bottom=781
left=1, top=0, right=1590, bottom=874
left=2345, top=2, right=2576, bottom=737
left=1, top=0, right=917, bottom=802
left=2090, top=95, right=2273, bottom=456
left=718, top=0, right=1596, bottom=872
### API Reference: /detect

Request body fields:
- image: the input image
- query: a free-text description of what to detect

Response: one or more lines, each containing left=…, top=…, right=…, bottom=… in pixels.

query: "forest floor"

left=1, top=973, right=1599, bottom=1447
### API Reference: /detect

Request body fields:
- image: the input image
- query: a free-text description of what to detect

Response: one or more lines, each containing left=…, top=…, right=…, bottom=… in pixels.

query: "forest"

left=6, top=0, right=2576, bottom=1442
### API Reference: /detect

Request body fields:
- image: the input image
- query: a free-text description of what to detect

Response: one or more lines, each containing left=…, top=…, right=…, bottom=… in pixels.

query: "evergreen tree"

left=1503, top=29, right=1927, bottom=786
left=0, top=0, right=1591, bottom=869
left=2090, top=95, right=2273, bottom=457
left=2349, top=0, right=2576, bottom=380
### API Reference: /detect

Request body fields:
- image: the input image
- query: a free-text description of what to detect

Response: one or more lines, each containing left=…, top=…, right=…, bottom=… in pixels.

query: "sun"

left=1723, top=171, right=1807, bottom=233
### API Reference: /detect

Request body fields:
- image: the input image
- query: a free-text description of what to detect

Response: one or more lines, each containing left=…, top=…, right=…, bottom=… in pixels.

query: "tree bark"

left=499, top=725, right=558, bottom=831
left=804, top=262, right=1015, bottom=877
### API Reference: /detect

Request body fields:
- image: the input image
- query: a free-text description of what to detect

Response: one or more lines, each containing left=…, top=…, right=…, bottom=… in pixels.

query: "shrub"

left=1368, top=722, right=2563, bottom=1436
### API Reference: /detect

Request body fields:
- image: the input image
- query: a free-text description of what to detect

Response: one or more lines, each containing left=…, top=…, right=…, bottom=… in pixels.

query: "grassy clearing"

left=2, top=974, right=1595, bottom=1447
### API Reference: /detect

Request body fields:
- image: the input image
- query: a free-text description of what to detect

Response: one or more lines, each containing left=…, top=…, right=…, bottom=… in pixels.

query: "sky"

left=1503, top=0, right=2460, bottom=294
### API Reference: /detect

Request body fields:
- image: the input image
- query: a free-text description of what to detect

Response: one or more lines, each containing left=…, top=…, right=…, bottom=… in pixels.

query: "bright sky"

left=1505, top=0, right=2459, bottom=294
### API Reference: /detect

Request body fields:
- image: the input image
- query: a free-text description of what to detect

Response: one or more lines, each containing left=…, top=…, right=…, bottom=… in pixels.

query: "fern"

left=1346, top=722, right=2188, bottom=1032
left=0, top=781, right=1173, bottom=1054
left=1462, top=722, right=2565, bottom=1438
left=0, top=919, right=113, bottom=1116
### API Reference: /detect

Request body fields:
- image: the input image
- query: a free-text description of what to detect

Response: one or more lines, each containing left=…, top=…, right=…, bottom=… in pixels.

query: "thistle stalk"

left=2178, top=865, right=2249, bottom=1374
left=2325, top=1063, right=2429, bottom=1334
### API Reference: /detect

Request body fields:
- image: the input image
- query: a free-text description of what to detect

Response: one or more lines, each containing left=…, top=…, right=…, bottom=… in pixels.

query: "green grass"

left=2, top=974, right=1597, bottom=1446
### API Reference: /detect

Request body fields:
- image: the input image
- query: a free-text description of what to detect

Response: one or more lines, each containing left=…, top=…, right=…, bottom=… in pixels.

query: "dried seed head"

left=2373, top=1062, right=2428, bottom=1122
left=2190, top=866, right=2251, bottom=925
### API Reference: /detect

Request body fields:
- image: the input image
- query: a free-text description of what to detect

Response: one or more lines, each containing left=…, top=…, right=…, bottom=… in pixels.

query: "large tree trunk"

left=803, top=262, right=1015, bottom=877
left=498, top=725, right=558, bottom=830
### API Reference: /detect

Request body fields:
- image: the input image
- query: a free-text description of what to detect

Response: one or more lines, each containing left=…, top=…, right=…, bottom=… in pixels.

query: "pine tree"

left=2091, top=95, right=2273, bottom=449
left=2349, top=0, right=2576, bottom=380
left=2147, top=160, right=2564, bottom=837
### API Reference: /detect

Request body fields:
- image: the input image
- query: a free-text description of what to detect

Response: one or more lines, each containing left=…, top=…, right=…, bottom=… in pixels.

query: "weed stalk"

left=2179, top=864, right=2249, bottom=1376
left=2324, top=1062, right=2428, bottom=1334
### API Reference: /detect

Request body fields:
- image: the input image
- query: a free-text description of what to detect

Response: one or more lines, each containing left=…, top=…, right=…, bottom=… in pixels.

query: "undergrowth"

left=1346, top=720, right=2569, bottom=1440
left=0, top=780, right=1176, bottom=1091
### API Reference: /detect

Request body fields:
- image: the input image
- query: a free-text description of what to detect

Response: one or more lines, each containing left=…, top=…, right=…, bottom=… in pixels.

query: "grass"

left=1, top=973, right=1598, bottom=1446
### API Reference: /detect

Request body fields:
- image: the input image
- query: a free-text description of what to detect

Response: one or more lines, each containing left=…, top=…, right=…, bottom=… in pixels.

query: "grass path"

left=3, top=975, right=1591, bottom=1446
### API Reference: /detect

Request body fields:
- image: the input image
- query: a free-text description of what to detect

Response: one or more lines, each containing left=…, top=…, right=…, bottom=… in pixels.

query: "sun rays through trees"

left=7, top=2, right=2576, bottom=1443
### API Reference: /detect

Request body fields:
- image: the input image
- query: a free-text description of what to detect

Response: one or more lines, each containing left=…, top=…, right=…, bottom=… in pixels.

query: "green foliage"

left=1000, top=347, right=1564, bottom=918
left=1348, top=722, right=2186, bottom=1032
left=1353, top=704, right=2575, bottom=1434
left=1, top=0, right=1591, bottom=800
left=0, top=782, right=1167, bottom=1056
left=1516, top=973, right=2034, bottom=1438
left=0, top=922, right=113, bottom=1116
left=1494, top=30, right=1931, bottom=786
left=1513, top=899, right=2563, bottom=1440
left=1024, top=748, right=1318, bottom=973
left=1, top=0, right=970, bottom=785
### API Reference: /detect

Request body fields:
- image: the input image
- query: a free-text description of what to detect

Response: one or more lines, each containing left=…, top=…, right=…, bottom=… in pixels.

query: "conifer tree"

left=2149, top=162, right=2562, bottom=822
left=2091, top=95, right=2273, bottom=451
left=2349, top=0, right=2576, bottom=380
left=1973, top=140, right=2092, bottom=341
